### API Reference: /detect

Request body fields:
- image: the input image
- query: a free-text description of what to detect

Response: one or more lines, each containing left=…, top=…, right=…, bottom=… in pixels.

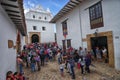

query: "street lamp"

left=94, top=29, right=98, bottom=37
left=93, top=29, right=99, bottom=47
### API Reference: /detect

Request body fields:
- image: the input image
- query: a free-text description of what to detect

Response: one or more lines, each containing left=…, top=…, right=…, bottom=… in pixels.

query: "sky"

left=23, top=0, right=69, bottom=15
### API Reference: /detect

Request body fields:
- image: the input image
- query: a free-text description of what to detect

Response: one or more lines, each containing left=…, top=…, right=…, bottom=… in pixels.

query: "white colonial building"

left=0, top=0, right=26, bottom=79
left=25, top=6, right=55, bottom=44
left=50, top=0, right=120, bottom=70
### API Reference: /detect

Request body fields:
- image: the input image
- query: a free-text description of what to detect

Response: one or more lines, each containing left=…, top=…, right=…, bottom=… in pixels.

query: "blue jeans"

left=58, top=58, right=61, bottom=64
left=31, top=63, right=35, bottom=72
left=71, top=66, right=75, bottom=79
left=19, top=64, right=23, bottom=74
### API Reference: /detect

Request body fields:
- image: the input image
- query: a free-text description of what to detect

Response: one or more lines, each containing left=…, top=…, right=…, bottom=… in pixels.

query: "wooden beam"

left=9, top=16, right=22, bottom=19
left=64, top=6, right=72, bottom=10
left=12, top=20, right=21, bottom=22
left=71, top=0, right=80, bottom=5
left=62, top=9, right=69, bottom=12
left=7, top=12, right=21, bottom=17
left=2, top=5, right=20, bottom=12
left=8, top=0, right=17, bottom=2
left=6, top=9, right=20, bottom=13
left=11, top=17, right=22, bottom=20
left=14, top=22, right=22, bottom=24
left=1, top=2, right=18, bottom=8
left=67, top=5, right=74, bottom=8
left=69, top=3, right=76, bottom=7
left=1, top=0, right=26, bottom=36
left=8, top=13, right=21, bottom=17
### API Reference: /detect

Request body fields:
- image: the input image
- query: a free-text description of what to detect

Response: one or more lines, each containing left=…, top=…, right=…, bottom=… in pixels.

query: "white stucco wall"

left=26, top=10, right=55, bottom=43
left=55, top=0, right=120, bottom=70
left=25, top=11, right=52, bottom=21
left=56, top=6, right=82, bottom=49
left=103, top=0, right=120, bottom=70
left=79, top=0, right=120, bottom=70
left=0, top=5, right=17, bottom=80
left=102, top=0, right=120, bottom=70
left=20, top=34, right=26, bottom=50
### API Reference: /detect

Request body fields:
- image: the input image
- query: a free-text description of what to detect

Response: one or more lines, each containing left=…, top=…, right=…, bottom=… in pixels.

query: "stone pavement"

left=24, top=61, right=120, bottom=80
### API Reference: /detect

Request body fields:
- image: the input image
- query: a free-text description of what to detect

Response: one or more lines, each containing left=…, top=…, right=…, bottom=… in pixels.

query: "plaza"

left=0, top=0, right=120, bottom=80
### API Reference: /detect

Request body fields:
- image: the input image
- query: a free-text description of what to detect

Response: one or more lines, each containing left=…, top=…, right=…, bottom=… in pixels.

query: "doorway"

left=16, top=31, right=21, bottom=53
left=62, top=40, right=66, bottom=50
left=67, top=39, right=71, bottom=48
left=31, top=34, right=39, bottom=43
left=91, top=36, right=108, bottom=61
left=87, top=31, right=114, bottom=67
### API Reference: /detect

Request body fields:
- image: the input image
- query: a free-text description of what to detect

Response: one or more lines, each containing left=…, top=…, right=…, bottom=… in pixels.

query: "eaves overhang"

left=0, top=0, right=27, bottom=36
left=50, top=0, right=83, bottom=23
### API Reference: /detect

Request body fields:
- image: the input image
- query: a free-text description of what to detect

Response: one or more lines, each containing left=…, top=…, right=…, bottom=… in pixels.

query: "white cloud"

left=27, top=1, right=35, bottom=8
left=23, top=0, right=36, bottom=13
left=24, top=9, right=29, bottom=14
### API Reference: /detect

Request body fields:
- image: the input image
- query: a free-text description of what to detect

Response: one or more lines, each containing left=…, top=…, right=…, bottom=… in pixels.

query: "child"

left=6, top=71, right=15, bottom=80
left=14, top=72, right=19, bottom=80
left=77, top=58, right=81, bottom=69
left=80, top=57, right=85, bottom=74
left=30, top=55, right=36, bottom=72
left=59, top=61, right=65, bottom=77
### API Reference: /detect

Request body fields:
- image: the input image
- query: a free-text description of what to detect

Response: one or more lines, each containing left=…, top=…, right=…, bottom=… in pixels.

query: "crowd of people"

left=6, top=42, right=108, bottom=80
left=6, top=42, right=58, bottom=80
left=18, top=42, right=58, bottom=72
left=57, top=47, right=92, bottom=80
left=56, top=46, right=107, bottom=80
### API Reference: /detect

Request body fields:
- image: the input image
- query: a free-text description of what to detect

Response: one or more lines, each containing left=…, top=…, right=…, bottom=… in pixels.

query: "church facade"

left=25, top=6, right=55, bottom=44
left=50, top=0, right=120, bottom=70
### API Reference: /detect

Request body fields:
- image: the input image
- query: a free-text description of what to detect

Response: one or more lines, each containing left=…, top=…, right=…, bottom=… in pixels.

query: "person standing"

left=96, top=47, right=102, bottom=61
left=80, top=57, right=85, bottom=74
left=85, top=52, right=91, bottom=73
left=69, top=58, right=75, bottom=79
left=17, top=55, right=24, bottom=74
left=30, top=55, right=36, bottom=72
left=102, top=47, right=107, bottom=63
left=35, top=54, right=41, bottom=71
left=57, top=50, right=62, bottom=64
left=90, top=49, right=95, bottom=61
left=73, top=50, right=79, bottom=62
left=59, top=61, right=65, bottom=77
left=40, top=49, right=45, bottom=66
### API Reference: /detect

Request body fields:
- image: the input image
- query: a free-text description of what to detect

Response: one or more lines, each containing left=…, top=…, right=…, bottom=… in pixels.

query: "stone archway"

left=31, top=34, right=39, bottom=43
left=29, top=32, right=40, bottom=43
left=87, top=31, right=114, bottom=67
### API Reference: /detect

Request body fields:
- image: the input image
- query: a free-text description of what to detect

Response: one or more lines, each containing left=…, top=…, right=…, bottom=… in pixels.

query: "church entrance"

left=31, top=34, right=39, bottom=43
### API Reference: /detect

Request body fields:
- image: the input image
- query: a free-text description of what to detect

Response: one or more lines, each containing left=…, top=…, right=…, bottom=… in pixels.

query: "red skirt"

left=77, top=63, right=81, bottom=69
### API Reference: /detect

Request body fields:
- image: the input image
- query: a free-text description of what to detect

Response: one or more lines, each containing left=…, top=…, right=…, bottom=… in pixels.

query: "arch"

left=31, top=34, right=39, bottom=43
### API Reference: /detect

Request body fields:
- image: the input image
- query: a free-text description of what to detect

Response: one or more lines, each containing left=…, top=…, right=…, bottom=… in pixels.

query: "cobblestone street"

left=1, top=0, right=120, bottom=80
left=24, top=61, right=120, bottom=80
